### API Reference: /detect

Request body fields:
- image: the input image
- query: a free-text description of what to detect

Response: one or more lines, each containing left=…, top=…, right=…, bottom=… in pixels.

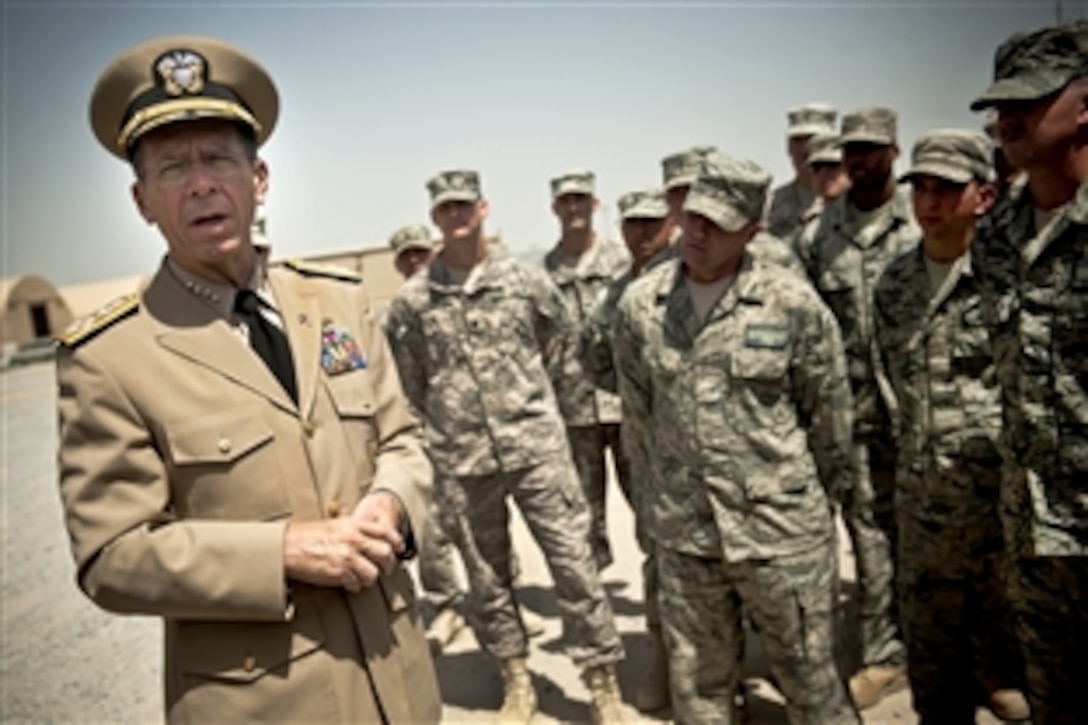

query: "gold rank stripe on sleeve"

left=282, top=258, right=361, bottom=283
left=56, top=293, right=140, bottom=348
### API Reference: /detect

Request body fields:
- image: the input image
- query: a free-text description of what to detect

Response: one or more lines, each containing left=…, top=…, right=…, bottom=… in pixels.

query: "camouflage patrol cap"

left=90, top=35, right=278, bottom=161
left=661, top=145, right=718, bottom=190
left=901, top=129, right=994, bottom=184
left=841, top=106, right=897, bottom=146
left=388, top=224, right=434, bottom=256
left=683, top=152, right=772, bottom=232
left=427, top=169, right=482, bottom=209
left=971, top=20, right=1088, bottom=111
left=617, top=189, right=668, bottom=220
left=807, top=132, right=843, bottom=165
left=786, top=102, right=837, bottom=138
left=551, top=170, right=596, bottom=199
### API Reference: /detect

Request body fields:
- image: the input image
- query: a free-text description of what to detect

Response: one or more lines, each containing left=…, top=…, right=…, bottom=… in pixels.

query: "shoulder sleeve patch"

left=56, top=293, right=139, bottom=348
left=283, top=258, right=361, bottom=283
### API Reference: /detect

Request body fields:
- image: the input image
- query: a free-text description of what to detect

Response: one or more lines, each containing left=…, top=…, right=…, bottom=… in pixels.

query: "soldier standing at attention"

left=542, top=171, right=631, bottom=571
left=970, top=20, right=1088, bottom=723
left=581, top=188, right=674, bottom=713
left=57, top=35, right=439, bottom=723
left=384, top=169, right=626, bottom=724
left=766, top=103, right=839, bottom=241
left=797, top=106, right=917, bottom=710
left=873, top=129, right=1029, bottom=722
left=613, top=152, right=859, bottom=725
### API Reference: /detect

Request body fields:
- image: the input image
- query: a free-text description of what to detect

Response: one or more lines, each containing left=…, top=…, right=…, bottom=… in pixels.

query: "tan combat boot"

left=583, top=663, right=626, bottom=724
left=848, top=663, right=909, bottom=710
left=425, top=605, right=467, bottom=654
left=497, top=656, right=537, bottom=724
left=987, top=688, right=1030, bottom=721
left=634, top=627, right=670, bottom=713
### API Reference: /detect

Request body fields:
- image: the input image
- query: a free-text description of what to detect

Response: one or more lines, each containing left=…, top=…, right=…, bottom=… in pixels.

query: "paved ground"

left=1, top=361, right=1003, bottom=723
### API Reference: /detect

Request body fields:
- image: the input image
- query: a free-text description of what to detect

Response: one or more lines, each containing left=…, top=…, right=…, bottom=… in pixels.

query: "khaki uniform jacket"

left=56, top=259, right=439, bottom=724
left=613, top=253, right=854, bottom=562
left=543, top=237, right=629, bottom=426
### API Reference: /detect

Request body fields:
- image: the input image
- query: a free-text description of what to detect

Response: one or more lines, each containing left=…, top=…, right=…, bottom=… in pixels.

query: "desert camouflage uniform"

left=614, top=251, right=858, bottom=725
left=544, top=237, right=631, bottom=569
left=385, top=248, right=622, bottom=667
left=799, top=184, right=918, bottom=669
left=974, top=176, right=1088, bottom=722
left=874, top=246, right=1022, bottom=719
left=766, top=180, right=818, bottom=242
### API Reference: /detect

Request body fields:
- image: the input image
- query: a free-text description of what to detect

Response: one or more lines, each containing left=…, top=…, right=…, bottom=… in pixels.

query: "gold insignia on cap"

left=155, top=49, right=206, bottom=96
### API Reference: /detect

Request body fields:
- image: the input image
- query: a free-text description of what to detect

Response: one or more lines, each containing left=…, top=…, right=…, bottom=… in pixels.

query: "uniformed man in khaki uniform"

left=766, top=103, right=838, bottom=241
left=56, top=36, right=440, bottom=723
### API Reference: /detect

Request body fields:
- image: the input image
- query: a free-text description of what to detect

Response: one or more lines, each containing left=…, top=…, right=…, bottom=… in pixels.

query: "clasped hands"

left=284, top=491, right=406, bottom=593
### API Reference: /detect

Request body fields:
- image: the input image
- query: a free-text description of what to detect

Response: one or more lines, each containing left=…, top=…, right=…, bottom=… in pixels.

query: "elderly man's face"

left=131, top=120, right=267, bottom=283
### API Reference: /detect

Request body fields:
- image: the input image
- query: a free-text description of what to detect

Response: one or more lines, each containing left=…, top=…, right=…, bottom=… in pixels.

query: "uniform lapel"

left=145, top=265, right=296, bottom=413
left=269, top=267, right=321, bottom=420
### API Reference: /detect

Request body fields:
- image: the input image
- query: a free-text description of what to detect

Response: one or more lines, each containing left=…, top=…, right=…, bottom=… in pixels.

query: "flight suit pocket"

left=164, top=405, right=289, bottom=520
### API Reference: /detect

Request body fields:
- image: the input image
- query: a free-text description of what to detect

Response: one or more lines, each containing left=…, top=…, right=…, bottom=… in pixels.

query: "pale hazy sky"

left=1, top=1, right=1079, bottom=286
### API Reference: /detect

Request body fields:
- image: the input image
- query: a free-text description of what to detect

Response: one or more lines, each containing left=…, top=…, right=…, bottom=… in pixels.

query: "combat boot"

left=497, top=656, right=536, bottom=724
left=987, top=688, right=1030, bottom=721
left=519, top=606, right=546, bottom=639
left=583, top=663, right=626, bottom=724
left=425, top=605, right=467, bottom=654
left=634, top=627, right=670, bottom=713
left=848, top=663, right=908, bottom=710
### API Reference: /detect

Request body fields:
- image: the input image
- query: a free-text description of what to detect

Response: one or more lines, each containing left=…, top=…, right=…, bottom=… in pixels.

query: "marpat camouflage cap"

left=807, top=132, right=843, bottom=165
left=90, top=35, right=279, bottom=160
left=971, top=19, right=1088, bottom=111
left=550, top=170, right=596, bottom=199
left=389, top=224, right=434, bottom=256
left=617, top=189, right=668, bottom=220
left=841, top=106, right=898, bottom=146
left=683, top=152, right=772, bottom=232
left=786, top=102, right=837, bottom=137
left=901, top=129, right=994, bottom=184
left=661, top=145, right=718, bottom=190
left=427, top=169, right=481, bottom=208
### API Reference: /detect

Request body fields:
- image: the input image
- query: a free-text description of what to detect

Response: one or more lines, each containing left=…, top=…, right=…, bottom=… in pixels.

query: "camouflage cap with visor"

left=90, top=35, right=278, bottom=161
left=684, top=152, right=772, bottom=233
left=427, top=169, right=482, bottom=209
left=971, top=19, right=1088, bottom=111
left=661, top=145, right=719, bottom=190
left=618, top=189, right=668, bottom=220
left=841, top=107, right=898, bottom=146
left=786, top=102, right=837, bottom=138
left=550, top=170, right=596, bottom=199
left=901, top=129, right=994, bottom=185
left=807, top=132, right=843, bottom=166
left=389, top=224, right=435, bottom=256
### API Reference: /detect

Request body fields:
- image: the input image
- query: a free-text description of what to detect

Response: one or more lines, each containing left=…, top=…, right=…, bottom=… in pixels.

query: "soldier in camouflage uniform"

left=797, top=106, right=917, bottom=709
left=613, top=152, right=859, bottom=725
left=970, top=21, right=1088, bottom=723
left=387, top=224, right=469, bottom=653
left=791, top=132, right=851, bottom=249
left=542, top=171, right=631, bottom=571
left=766, top=103, right=839, bottom=241
left=873, top=130, right=1029, bottom=722
left=581, top=188, right=675, bottom=713
left=665, top=145, right=806, bottom=276
left=384, top=169, right=625, bottom=724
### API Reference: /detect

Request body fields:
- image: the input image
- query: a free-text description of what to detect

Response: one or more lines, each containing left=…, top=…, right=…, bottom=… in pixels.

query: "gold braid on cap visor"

left=117, top=97, right=261, bottom=151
